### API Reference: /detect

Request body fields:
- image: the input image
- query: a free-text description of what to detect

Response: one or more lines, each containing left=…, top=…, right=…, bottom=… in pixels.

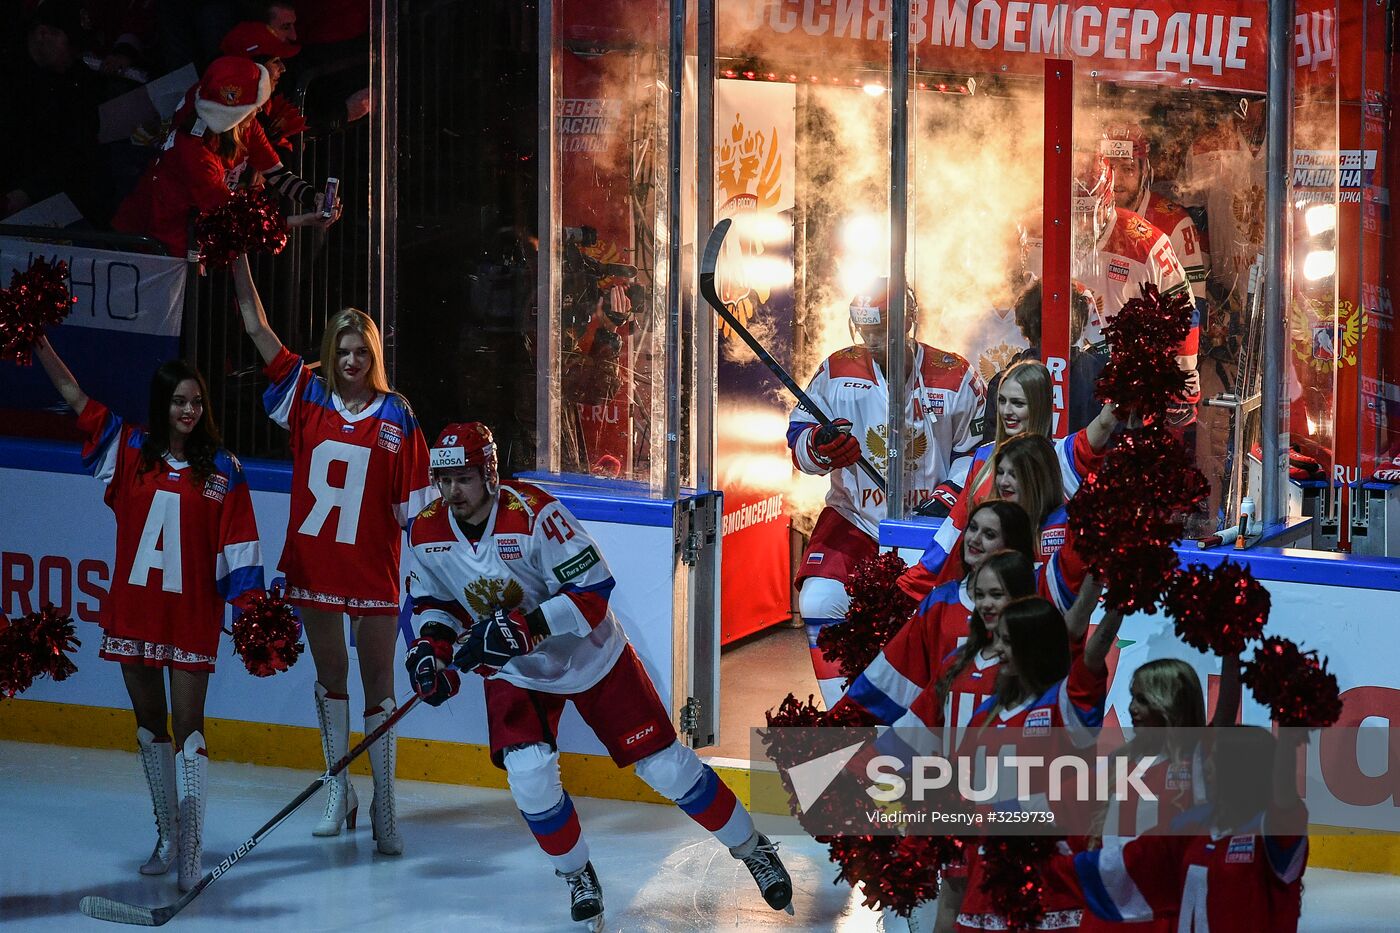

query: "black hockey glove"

left=454, top=608, right=545, bottom=676
left=405, top=625, right=460, bottom=706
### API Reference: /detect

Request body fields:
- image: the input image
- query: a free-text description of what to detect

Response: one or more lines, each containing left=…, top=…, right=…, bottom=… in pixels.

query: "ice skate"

left=313, top=683, right=358, bottom=836
left=135, top=728, right=177, bottom=875
left=557, top=861, right=604, bottom=930
left=732, top=831, right=794, bottom=914
left=175, top=732, right=207, bottom=893
left=365, top=697, right=402, bottom=855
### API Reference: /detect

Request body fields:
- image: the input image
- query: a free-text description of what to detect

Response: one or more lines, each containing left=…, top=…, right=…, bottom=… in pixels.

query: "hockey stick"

left=79, top=693, right=423, bottom=926
left=698, top=218, right=887, bottom=492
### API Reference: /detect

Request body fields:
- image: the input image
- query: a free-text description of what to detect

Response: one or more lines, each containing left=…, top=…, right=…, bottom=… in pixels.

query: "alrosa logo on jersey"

left=203, top=473, right=229, bottom=503
left=1107, top=258, right=1131, bottom=282
left=1023, top=708, right=1053, bottom=737
left=1225, top=835, right=1256, bottom=864
left=497, top=538, right=524, bottom=561
left=377, top=422, right=403, bottom=453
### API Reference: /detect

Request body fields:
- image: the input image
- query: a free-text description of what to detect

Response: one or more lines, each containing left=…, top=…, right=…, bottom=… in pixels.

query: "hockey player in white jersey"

left=404, top=423, right=792, bottom=928
left=787, top=279, right=984, bottom=706
left=1025, top=151, right=1199, bottom=421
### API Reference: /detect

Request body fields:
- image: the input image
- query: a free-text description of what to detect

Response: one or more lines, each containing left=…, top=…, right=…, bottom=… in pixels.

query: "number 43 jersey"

left=407, top=481, right=627, bottom=695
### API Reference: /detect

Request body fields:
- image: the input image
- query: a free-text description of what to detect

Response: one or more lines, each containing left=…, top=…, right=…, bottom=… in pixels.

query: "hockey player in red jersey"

left=232, top=255, right=433, bottom=855
left=404, top=423, right=793, bottom=928
left=35, top=337, right=265, bottom=892
left=789, top=279, right=984, bottom=706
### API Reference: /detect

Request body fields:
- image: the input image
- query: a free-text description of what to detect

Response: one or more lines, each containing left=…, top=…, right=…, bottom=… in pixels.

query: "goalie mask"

left=431, top=422, right=499, bottom=492
left=1100, top=122, right=1153, bottom=214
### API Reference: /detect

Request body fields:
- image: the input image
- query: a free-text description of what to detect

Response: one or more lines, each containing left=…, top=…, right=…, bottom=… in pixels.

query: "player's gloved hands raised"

left=808, top=418, right=860, bottom=469
left=405, top=627, right=460, bottom=706
left=454, top=608, right=543, bottom=676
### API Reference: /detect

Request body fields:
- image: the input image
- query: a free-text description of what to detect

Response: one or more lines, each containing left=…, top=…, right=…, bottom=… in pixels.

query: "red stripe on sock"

left=533, top=810, right=582, bottom=856
left=688, top=779, right=740, bottom=833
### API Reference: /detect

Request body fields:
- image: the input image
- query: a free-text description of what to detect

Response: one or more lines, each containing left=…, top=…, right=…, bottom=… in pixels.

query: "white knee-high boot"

left=136, top=727, right=177, bottom=875
left=175, top=732, right=207, bottom=893
left=313, top=682, right=358, bottom=836
left=365, top=697, right=401, bottom=855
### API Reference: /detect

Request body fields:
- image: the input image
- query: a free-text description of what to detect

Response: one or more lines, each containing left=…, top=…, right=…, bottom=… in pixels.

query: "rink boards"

left=4, top=442, right=1400, bottom=874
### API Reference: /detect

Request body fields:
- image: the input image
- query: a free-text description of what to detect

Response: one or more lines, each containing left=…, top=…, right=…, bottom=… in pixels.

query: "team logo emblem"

left=497, top=539, right=524, bottom=561
left=463, top=578, right=524, bottom=617
left=1225, top=835, right=1256, bottom=864
left=715, top=112, right=785, bottom=343
left=1023, top=708, right=1053, bottom=737
left=1107, top=258, right=1131, bottom=282
left=978, top=343, right=1023, bottom=384
left=1041, top=526, right=1066, bottom=552
left=865, top=424, right=926, bottom=474
left=219, top=84, right=242, bottom=104
left=1291, top=298, right=1366, bottom=372
left=203, top=473, right=229, bottom=503
left=377, top=422, right=403, bottom=453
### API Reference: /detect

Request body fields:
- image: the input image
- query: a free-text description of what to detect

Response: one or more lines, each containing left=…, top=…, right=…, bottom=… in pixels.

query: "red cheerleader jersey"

left=263, top=347, right=433, bottom=607
left=897, top=429, right=1105, bottom=601
left=79, top=400, right=264, bottom=662
left=1066, top=804, right=1308, bottom=933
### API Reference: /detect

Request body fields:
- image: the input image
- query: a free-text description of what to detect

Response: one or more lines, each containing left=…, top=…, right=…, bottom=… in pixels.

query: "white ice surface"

left=1, top=740, right=1396, bottom=931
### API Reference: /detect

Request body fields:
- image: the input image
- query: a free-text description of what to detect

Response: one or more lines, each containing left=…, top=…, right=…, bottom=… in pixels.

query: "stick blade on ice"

left=78, top=895, right=168, bottom=926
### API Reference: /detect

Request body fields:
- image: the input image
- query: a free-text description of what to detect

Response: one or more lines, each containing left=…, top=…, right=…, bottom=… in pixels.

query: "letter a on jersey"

left=129, top=489, right=183, bottom=592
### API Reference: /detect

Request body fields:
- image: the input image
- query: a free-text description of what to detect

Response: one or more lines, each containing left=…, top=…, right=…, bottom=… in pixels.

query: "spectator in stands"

left=81, top=0, right=159, bottom=79
left=980, top=280, right=1109, bottom=444
left=217, top=20, right=346, bottom=151
left=243, top=0, right=299, bottom=42
left=284, top=0, right=371, bottom=128
left=112, top=56, right=331, bottom=257
left=0, top=0, right=106, bottom=222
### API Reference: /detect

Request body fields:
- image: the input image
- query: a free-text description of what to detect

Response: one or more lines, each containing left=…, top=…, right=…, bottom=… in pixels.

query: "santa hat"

left=195, top=56, right=272, bottom=133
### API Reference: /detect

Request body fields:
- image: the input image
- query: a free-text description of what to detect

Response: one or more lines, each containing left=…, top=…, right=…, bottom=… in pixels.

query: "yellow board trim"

left=5, top=698, right=1398, bottom=876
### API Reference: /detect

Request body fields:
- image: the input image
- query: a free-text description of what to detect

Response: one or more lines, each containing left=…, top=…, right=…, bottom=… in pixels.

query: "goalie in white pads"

left=404, top=422, right=793, bottom=927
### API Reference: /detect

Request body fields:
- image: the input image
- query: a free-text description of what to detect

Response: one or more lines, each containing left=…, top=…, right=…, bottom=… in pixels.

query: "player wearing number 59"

left=231, top=255, right=433, bottom=855
left=405, top=423, right=794, bottom=929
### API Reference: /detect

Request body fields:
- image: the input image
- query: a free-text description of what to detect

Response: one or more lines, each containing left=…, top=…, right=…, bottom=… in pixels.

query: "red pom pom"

left=1242, top=636, right=1343, bottom=727
left=194, top=189, right=289, bottom=267
left=0, top=258, right=76, bottom=361
left=230, top=589, right=304, bottom=677
left=829, top=834, right=961, bottom=916
left=815, top=552, right=915, bottom=685
left=1096, top=283, right=1193, bottom=421
left=0, top=604, right=81, bottom=698
left=1164, top=561, right=1270, bottom=656
left=975, top=837, right=1063, bottom=931
left=1066, top=424, right=1208, bottom=613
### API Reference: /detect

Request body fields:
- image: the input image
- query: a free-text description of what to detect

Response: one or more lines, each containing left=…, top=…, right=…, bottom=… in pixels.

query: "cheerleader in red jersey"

left=900, top=359, right=1121, bottom=601
left=954, top=587, right=1124, bottom=933
left=1076, top=656, right=1240, bottom=933
left=830, top=503, right=1035, bottom=732
left=34, top=338, right=265, bottom=892
left=1064, top=727, right=1309, bottom=933
left=231, top=255, right=433, bottom=854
